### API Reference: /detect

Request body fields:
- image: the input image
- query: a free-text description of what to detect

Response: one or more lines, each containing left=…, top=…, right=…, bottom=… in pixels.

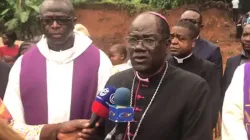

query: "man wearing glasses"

left=102, top=12, right=212, bottom=140
left=167, top=20, right=220, bottom=129
left=180, top=9, right=223, bottom=77
left=3, top=0, right=112, bottom=139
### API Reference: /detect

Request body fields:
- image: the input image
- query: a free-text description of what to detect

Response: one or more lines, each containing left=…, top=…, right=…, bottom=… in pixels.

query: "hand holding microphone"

left=77, top=87, right=117, bottom=140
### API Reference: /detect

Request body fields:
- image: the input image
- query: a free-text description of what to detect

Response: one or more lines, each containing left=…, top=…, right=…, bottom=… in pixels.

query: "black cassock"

left=167, top=54, right=221, bottom=128
left=102, top=64, right=212, bottom=140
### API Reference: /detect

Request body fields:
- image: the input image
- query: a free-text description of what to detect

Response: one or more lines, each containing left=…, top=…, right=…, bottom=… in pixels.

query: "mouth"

left=50, top=34, right=62, bottom=39
left=133, top=56, right=148, bottom=63
left=169, top=47, right=179, bottom=52
left=243, top=44, right=250, bottom=48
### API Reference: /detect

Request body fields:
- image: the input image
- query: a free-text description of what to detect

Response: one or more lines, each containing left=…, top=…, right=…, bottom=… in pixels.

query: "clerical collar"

left=135, top=62, right=166, bottom=82
left=37, top=31, right=92, bottom=64
left=174, top=53, right=193, bottom=64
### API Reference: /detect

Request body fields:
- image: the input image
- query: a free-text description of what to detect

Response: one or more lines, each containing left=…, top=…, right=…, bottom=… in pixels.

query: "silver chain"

left=127, top=62, right=168, bottom=140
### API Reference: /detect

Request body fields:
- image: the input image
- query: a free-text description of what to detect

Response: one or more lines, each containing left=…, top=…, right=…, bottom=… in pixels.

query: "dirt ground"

left=75, top=6, right=241, bottom=68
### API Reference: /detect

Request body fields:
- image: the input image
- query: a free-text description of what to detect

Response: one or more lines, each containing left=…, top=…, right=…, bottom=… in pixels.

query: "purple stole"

left=20, top=45, right=100, bottom=125
left=244, top=62, right=250, bottom=139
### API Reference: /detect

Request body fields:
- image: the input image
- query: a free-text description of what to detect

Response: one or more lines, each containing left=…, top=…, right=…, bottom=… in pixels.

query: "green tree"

left=0, top=0, right=42, bottom=40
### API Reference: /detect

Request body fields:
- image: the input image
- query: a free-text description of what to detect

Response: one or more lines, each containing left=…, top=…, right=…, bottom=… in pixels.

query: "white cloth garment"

left=232, top=0, right=239, bottom=9
left=111, top=63, right=131, bottom=75
left=3, top=31, right=113, bottom=139
left=127, top=60, right=132, bottom=67
left=222, top=64, right=248, bottom=140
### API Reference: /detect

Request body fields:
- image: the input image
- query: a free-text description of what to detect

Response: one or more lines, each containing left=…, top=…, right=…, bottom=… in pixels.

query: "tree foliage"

left=0, top=0, right=229, bottom=40
left=0, top=0, right=41, bottom=40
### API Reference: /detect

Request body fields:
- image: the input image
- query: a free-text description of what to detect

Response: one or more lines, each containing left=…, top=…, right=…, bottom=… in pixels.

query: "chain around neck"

left=127, top=61, right=169, bottom=140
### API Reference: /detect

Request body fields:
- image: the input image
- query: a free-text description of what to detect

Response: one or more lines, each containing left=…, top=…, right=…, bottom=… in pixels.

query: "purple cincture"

left=20, top=45, right=100, bottom=125
left=244, top=62, right=250, bottom=139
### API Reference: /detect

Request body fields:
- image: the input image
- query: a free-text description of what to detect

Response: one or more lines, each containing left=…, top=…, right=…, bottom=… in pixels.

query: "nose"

left=134, top=40, right=146, bottom=51
left=51, top=20, right=60, bottom=28
left=171, top=37, right=179, bottom=44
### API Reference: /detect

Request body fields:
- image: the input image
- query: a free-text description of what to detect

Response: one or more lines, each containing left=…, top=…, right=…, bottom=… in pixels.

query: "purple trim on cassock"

left=20, top=45, right=99, bottom=125
left=244, top=62, right=250, bottom=139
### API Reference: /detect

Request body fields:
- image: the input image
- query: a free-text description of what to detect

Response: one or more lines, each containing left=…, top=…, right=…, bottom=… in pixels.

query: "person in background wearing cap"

left=84, top=11, right=212, bottom=140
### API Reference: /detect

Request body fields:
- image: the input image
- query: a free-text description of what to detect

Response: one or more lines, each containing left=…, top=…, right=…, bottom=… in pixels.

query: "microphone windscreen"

left=92, top=86, right=116, bottom=118
left=114, top=87, right=131, bottom=106
left=95, top=86, right=116, bottom=107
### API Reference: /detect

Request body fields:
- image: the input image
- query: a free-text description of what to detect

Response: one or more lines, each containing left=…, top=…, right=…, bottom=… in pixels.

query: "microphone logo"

left=119, top=113, right=132, bottom=118
left=108, top=105, right=134, bottom=122
left=109, top=94, right=115, bottom=104
left=99, top=88, right=110, bottom=96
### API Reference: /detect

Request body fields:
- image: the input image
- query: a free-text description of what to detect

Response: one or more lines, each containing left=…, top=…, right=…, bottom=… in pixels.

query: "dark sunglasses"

left=40, top=17, right=73, bottom=25
left=181, top=19, right=201, bottom=25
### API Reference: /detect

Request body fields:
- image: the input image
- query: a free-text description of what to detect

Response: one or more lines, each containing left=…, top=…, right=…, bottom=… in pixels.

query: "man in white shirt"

left=232, top=0, right=240, bottom=23
left=3, top=0, right=112, bottom=139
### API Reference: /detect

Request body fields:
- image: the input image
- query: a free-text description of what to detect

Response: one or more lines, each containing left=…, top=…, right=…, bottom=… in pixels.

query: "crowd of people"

left=0, top=0, right=249, bottom=139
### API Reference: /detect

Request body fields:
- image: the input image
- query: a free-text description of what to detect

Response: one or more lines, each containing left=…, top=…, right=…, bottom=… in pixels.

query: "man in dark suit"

left=223, top=24, right=250, bottom=94
left=180, top=9, right=223, bottom=76
left=0, top=61, right=10, bottom=99
left=167, top=20, right=221, bottom=128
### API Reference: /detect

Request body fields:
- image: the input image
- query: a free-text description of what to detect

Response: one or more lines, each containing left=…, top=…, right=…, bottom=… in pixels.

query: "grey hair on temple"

left=40, top=0, right=74, bottom=16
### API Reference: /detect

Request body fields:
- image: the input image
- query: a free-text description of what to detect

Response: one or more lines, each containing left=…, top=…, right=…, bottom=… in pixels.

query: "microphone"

left=89, top=86, right=116, bottom=128
left=105, top=87, right=134, bottom=140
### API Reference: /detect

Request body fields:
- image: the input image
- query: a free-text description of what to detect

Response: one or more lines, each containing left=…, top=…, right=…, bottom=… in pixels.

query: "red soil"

left=76, top=5, right=241, bottom=68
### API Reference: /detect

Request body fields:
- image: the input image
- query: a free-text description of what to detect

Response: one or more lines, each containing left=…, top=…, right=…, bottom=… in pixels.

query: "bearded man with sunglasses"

left=3, top=0, right=112, bottom=139
left=180, top=9, right=223, bottom=77
left=167, top=20, right=221, bottom=129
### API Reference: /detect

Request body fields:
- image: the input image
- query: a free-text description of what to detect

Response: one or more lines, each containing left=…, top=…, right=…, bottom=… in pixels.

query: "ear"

left=120, top=54, right=125, bottom=60
left=200, top=24, right=204, bottom=28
